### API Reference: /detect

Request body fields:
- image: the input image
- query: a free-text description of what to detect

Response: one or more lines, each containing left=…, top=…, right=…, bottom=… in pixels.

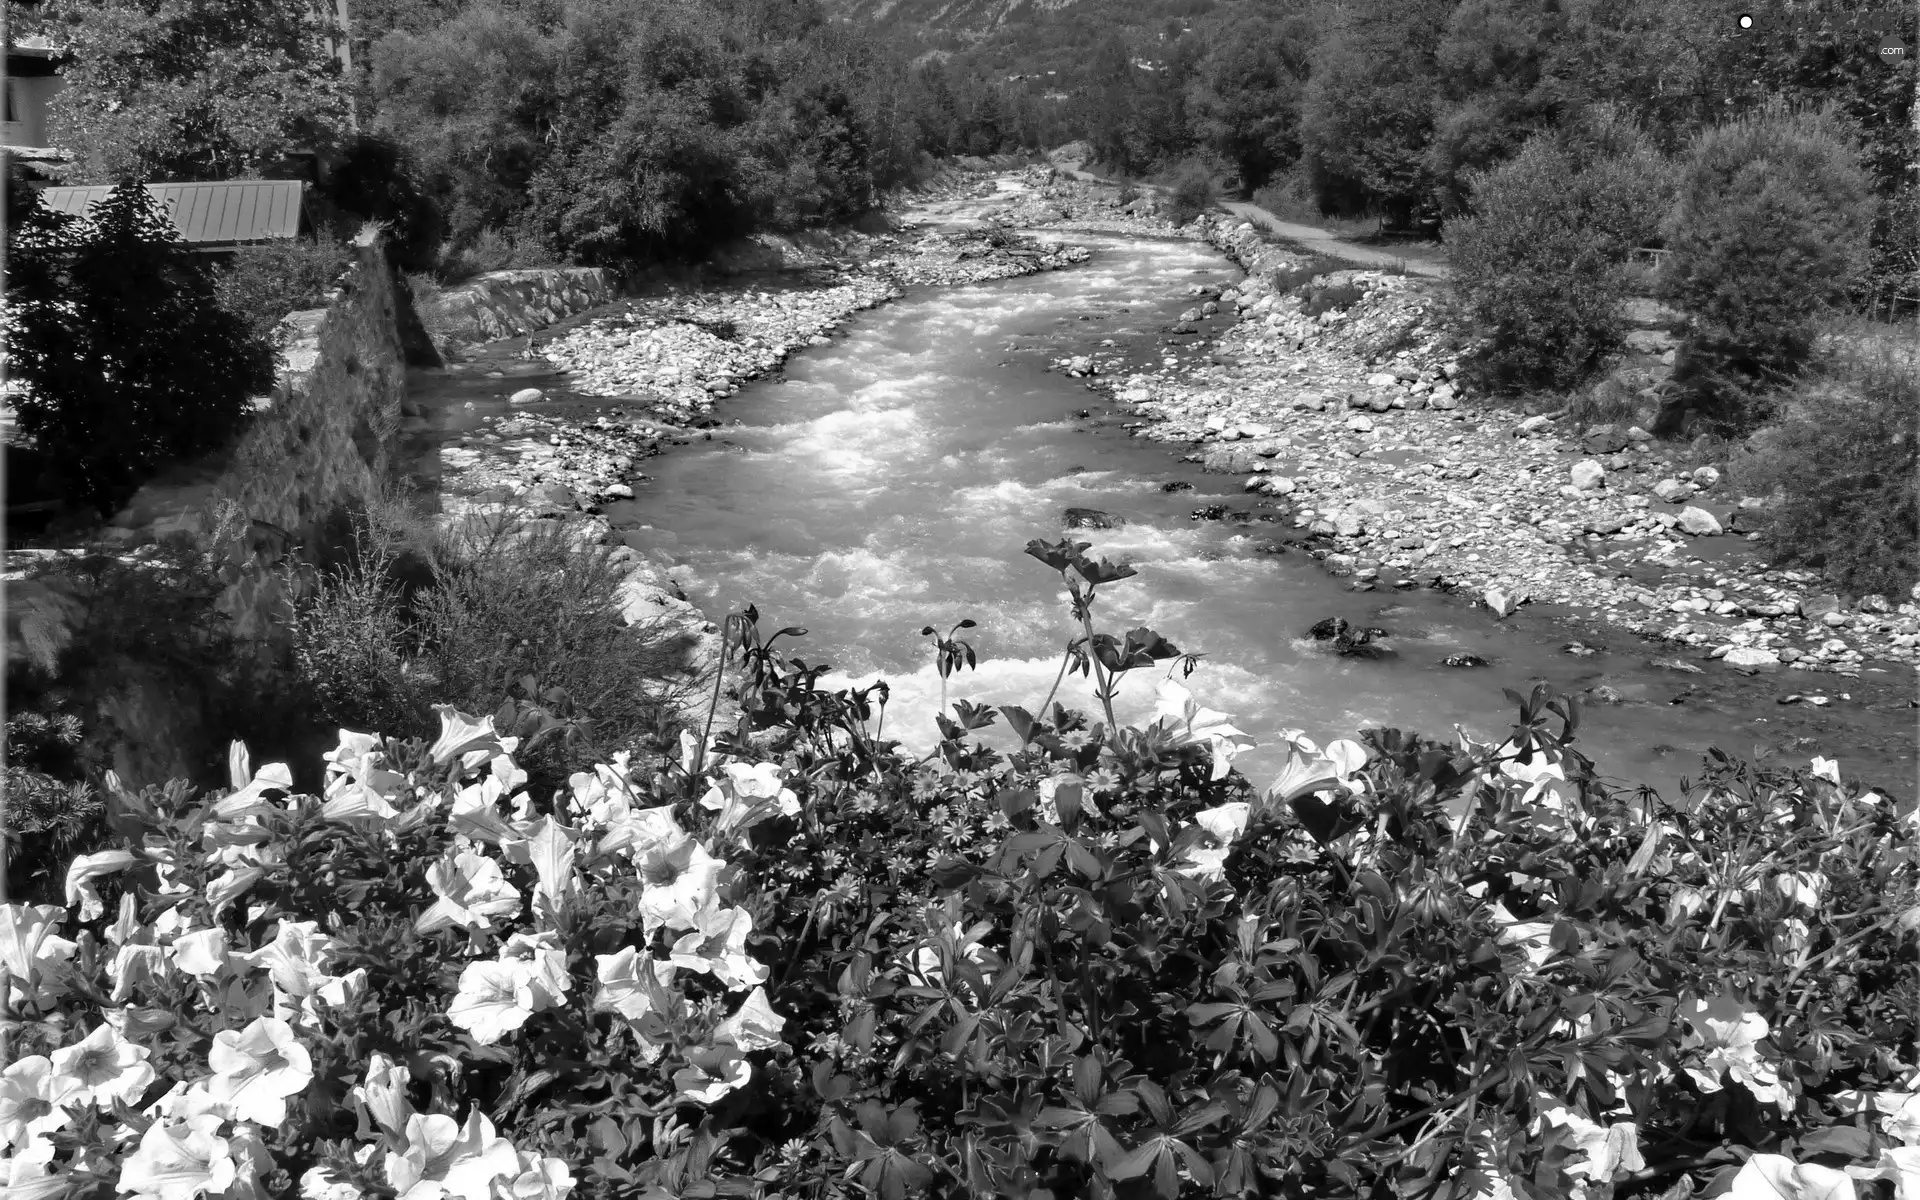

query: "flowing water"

left=410, top=211, right=1917, bottom=800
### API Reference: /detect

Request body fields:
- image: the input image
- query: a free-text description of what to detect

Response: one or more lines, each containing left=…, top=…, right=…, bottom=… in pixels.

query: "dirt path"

left=1217, top=201, right=1451, bottom=280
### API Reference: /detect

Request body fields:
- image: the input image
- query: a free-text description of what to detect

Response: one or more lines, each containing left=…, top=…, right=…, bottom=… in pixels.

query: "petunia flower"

left=594, top=802, right=686, bottom=864
left=204, top=1017, right=314, bottom=1127
left=51, top=1021, right=155, bottom=1110
left=713, top=986, right=787, bottom=1053
left=351, top=1053, right=414, bottom=1145
left=212, top=742, right=294, bottom=820
left=427, top=706, right=502, bottom=767
left=1532, top=1104, right=1645, bottom=1182
left=1193, top=802, right=1250, bottom=845
left=635, top=836, right=724, bottom=935
left=1869, top=1086, right=1920, bottom=1147
left=205, top=868, right=266, bottom=918
left=243, top=921, right=340, bottom=999
left=116, top=1113, right=238, bottom=1200
left=592, top=947, right=679, bottom=1022
left=415, top=850, right=522, bottom=937
left=497, top=931, right=572, bottom=1010
left=445, top=961, right=538, bottom=1047
left=169, top=928, right=231, bottom=979
left=1774, top=871, right=1826, bottom=911
left=1, top=1134, right=68, bottom=1200
left=1844, top=1147, right=1920, bottom=1197
left=1489, top=903, right=1555, bottom=971
left=671, top=1045, right=751, bottom=1106
left=499, top=1152, right=575, bottom=1200
left=700, top=762, right=801, bottom=842
left=668, top=902, right=767, bottom=990
left=64, top=850, right=139, bottom=921
left=1149, top=680, right=1256, bottom=782
left=1171, top=842, right=1231, bottom=885
left=1, top=1055, right=83, bottom=1150
left=385, top=1109, right=521, bottom=1200
left=321, top=730, right=408, bottom=823
left=1682, top=998, right=1791, bottom=1115
left=0, top=904, right=78, bottom=1011
left=1729, top=1153, right=1853, bottom=1200
left=500, top=817, right=579, bottom=922
left=1808, top=757, right=1841, bottom=786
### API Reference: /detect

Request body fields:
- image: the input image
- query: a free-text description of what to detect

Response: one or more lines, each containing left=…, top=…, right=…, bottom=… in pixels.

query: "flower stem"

left=696, top=619, right=734, bottom=777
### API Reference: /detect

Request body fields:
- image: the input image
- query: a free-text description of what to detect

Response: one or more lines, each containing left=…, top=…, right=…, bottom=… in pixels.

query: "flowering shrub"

left=7, top=539, right=1917, bottom=1200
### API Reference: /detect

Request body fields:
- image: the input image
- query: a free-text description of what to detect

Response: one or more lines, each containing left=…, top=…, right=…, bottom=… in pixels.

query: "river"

left=409, top=207, right=1916, bottom=800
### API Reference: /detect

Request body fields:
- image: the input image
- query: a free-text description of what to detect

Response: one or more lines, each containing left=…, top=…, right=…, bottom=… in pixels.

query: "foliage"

left=11, top=538, right=1916, bottom=1200
left=3, top=700, right=103, bottom=905
left=1184, top=15, right=1310, bottom=196
left=41, top=0, right=354, bottom=183
left=288, top=506, right=700, bottom=806
left=1730, top=337, right=1920, bottom=601
left=1658, top=102, right=1876, bottom=436
left=2, top=181, right=276, bottom=518
left=210, top=239, right=354, bottom=351
left=1161, top=163, right=1217, bottom=229
left=1445, top=131, right=1668, bottom=394
left=312, top=135, right=448, bottom=275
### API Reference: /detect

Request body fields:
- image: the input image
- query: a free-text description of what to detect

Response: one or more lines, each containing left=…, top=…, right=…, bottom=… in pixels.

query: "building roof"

left=37, top=180, right=308, bottom=246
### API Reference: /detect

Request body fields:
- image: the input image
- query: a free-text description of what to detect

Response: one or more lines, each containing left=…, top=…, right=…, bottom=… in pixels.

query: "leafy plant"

left=211, top=237, right=354, bottom=351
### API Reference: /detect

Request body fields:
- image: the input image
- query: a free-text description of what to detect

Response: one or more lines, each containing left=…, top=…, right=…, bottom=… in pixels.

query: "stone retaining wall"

left=414, top=268, right=618, bottom=358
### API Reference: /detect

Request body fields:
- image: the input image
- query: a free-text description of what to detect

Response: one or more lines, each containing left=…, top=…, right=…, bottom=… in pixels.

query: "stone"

left=1263, top=476, right=1297, bottom=496
left=1063, top=507, right=1124, bottom=530
left=509, top=387, right=546, bottom=405
left=1367, top=395, right=1392, bottom=413
left=1570, top=460, right=1606, bottom=491
left=1204, top=414, right=1228, bottom=432
left=1515, top=414, right=1552, bottom=436
left=1429, top=395, right=1459, bottom=411
left=1443, top=653, right=1491, bottom=668
left=1859, top=593, right=1891, bottom=614
left=1346, top=414, right=1375, bottom=433
left=1483, top=588, right=1516, bottom=618
left=1583, top=428, right=1629, bottom=455
left=603, top=482, right=634, bottom=499
left=1652, top=478, right=1696, bottom=503
left=1586, top=514, right=1629, bottom=535
left=1798, top=593, right=1842, bottom=620
left=1821, top=611, right=1849, bottom=628
left=1626, top=426, right=1653, bottom=443
left=1067, top=355, right=1093, bottom=374
left=1675, top=507, right=1721, bottom=536
left=1365, top=371, right=1399, bottom=388
left=1723, top=646, right=1781, bottom=673
left=523, top=482, right=578, bottom=513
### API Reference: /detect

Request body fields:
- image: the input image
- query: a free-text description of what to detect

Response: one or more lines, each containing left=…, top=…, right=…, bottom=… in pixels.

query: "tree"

left=1298, top=0, right=1451, bottom=225
left=4, top=180, right=277, bottom=517
left=1657, top=101, right=1875, bottom=434
left=1423, top=0, right=1567, bottom=215
left=44, top=0, right=354, bottom=183
left=1188, top=15, right=1311, bottom=195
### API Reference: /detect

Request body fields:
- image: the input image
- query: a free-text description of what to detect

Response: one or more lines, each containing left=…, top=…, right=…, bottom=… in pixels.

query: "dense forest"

left=30, top=0, right=1915, bottom=293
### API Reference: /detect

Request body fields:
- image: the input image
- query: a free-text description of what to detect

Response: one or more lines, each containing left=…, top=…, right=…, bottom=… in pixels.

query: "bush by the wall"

left=1161, top=162, right=1217, bottom=227
left=1658, top=101, right=1876, bottom=435
left=4, top=180, right=278, bottom=517
left=211, top=238, right=355, bottom=349
left=1730, top=337, right=1920, bottom=600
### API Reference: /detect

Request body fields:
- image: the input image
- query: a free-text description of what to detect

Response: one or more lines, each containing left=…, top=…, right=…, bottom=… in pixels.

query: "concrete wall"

left=414, top=268, right=618, bottom=358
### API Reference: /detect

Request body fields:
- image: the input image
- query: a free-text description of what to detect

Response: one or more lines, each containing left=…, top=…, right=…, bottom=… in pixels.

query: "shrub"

left=9, top=539, right=1915, bottom=1200
left=1446, top=132, right=1669, bottom=394
left=211, top=237, right=355, bottom=349
left=314, top=133, right=447, bottom=273
left=1162, top=163, right=1217, bottom=227
left=1658, top=101, right=1876, bottom=435
left=3, top=180, right=277, bottom=517
left=1729, top=336, right=1920, bottom=599
left=433, top=226, right=562, bottom=285
left=1301, top=281, right=1366, bottom=318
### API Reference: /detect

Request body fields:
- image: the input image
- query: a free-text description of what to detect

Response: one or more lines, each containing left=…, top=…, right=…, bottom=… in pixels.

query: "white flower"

left=446, top=961, right=537, bottom=1047
left=204, top=1017, right=313, bottom=1127
left=669, top=902, right=767, bottom=990
left=51, top=1022, right=155, bottom=1110
left=116, top=1113, right=238, bottom=1200
left=321, top=730, right=408, bottom=822
left=1171, top=842, right=1231, bottom=884
left=1149, top=680, right=1256, bottom=782
left=428, top=706, right=502, bottom=766
left=1808, top=756, right=1841, bottom=785
left=1869, top=1086, right=1920, bottom=1147
left=1682, top=999, right=1790, bottom=1115
left=1489, top=903, right=1555, bottom=971
left=1265, top=748, right=1345, bottom=805
left=700, top=762, right=801, bottom=841
left=1, top=1055, right=83, bottom=1150
left=169, top=928, right=231, bottom=979
left=64, top=850, right=140, bottom=921
left=672, top=1045, right=750, bottom=1105
left=244, top=921, right=340, bottom=998
left=0, top=904, right=77, bottom=1011
left=1036, top=774, right=1098, bottom=824
left=1728, top=1153, right=1853, bottom=1200
left=1775, top=871, right=1825, bottom=911
left=1532, top=1104, right=1644, bottom=1181
left=385, top=1109, right=521, bottom=1200
left=415, top=850, right=523, bottom=937
left=636, top=835, right=724, bottom=935
left=2, top=1134, right=67, bottom=1200
left=497, top=931, right=573, bottom=1009
left=1193, top=802, right=1250, bottom=845
left=593, top=802, right=685, bottom=864
left=205, top=868, right=266, bottom=917
left=448, top=777, right=518, bottom=846
left=351, top=1053, right=414, bottom=1144
left=500, top=1152, right=575, bottom=1200
left=500, top=817, right=580, bottom=921
left=1844, top=1147, right=1920, bottom=1198
left=212, top=742, right=293, bottom=819
left=912, top=922, right=989, bottom=992
left=299, top=1165, right=362, bottom=1200
left=592, top=948, right=679, bottom=1025
left=713, top=986, right=787, bottom=1053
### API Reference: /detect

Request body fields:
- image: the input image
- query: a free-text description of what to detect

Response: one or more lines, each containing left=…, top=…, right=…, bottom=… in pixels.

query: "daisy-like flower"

left=668, top=902, right=767, bottom=990
left=1681, top=998, right=1791, bottom=1115
left=713, top=986, right=787, bottom=1053
left=635, top=836, right=724, bottom=935
left=1, top=1055, right=83, bottom=1150
left=116, top=1113, right=238, bottom=1200
left=415, top=850, right=523, bottom=937
left=203, top=1017, right=314, bottom=1127
left=672, top=1045, right=751, bottom=1106
left=51, top=1022, right=155, bottom=1110
left=0, top=904, right=78, bottom=1011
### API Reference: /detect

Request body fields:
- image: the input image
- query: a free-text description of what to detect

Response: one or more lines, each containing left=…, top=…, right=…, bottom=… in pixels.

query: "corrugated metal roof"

left=38, top=180, right=307, bottom=245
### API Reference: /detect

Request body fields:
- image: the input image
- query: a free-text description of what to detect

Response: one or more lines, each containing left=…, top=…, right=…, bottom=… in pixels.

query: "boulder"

left=1262, top=476, right=1297, bottom=496
left=1586, top=514, right=1629, bottom=535
left=1365, top=371, right=1399, bottom=388
left=509, top=387, right=546, bottom=405
left=522, top=483, right=578, bottom=513
left=1583, top=427, right=1630, bottom=455
left=1691, top=465, right=1721, bottom=489
left=1652, top=478, right=1696, bottom=503
left=1723, top=646, right=1781, bottom=673
left=1626, top=426, right=1654, bottom=443
left=1063, top=507, right=1125, bottom=530
left=1797, top=594, right=1842, bottom=620
left=1347, top=414, right=1375, bottom=433
left=1570, top=460, right=1607, bottom=491
left=1429, top=394, right=1459, bottom=411
left=1514, top=414, right=1552, bottom=436
left=1675, top=506, right=1721, bottom=536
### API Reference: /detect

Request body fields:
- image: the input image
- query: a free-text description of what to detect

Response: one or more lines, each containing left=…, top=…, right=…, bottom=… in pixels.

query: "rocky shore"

left=1085, top=208, right=1918, bottom=679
